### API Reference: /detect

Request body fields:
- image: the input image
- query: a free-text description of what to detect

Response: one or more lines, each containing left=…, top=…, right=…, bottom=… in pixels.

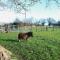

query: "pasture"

left=0, top=27, right=60, bottom=60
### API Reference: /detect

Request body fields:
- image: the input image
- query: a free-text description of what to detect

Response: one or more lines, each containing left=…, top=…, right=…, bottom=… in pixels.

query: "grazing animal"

left=18, top=31, right=33, bottom=40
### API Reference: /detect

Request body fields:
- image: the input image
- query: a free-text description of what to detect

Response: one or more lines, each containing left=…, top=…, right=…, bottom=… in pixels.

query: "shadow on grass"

left=0, top=38, right=19, bottom=42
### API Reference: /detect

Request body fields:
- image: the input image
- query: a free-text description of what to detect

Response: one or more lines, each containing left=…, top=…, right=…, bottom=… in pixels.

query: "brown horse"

left=18, top=31, right=33, bottom=40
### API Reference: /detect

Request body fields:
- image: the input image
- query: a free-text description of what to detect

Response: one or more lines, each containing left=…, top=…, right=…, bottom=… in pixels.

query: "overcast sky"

left=0, top=0, right=60, bottom=23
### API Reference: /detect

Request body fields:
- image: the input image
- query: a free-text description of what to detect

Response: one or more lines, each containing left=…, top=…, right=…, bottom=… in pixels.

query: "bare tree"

left=0, top=0, right=60, bottom=12
left=4, top=24, right=8, bottom=33
left=41, top=19, right=46, bottom=26
left=0, top=0, right=60, bottom=21
left=0, top=0, right=60, bottom=28
left=57, top=21, right=60, bottom=26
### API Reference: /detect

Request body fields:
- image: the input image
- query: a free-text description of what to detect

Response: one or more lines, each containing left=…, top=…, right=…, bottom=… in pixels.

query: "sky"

left=30, top=0, right=60, bottom=20
left=0, top=0, right=60, bottom=23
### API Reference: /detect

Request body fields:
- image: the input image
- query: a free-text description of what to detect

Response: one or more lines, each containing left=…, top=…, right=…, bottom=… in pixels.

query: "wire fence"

left=0, top=25, right=60, bottom=33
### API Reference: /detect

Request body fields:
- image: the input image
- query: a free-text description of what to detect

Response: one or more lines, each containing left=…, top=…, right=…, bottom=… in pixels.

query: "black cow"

left=18, top=31, right=33, bottom=40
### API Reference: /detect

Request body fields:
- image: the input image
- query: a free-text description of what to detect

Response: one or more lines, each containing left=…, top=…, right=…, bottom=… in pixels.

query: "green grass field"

left=0, top=28, right=60, bottom=60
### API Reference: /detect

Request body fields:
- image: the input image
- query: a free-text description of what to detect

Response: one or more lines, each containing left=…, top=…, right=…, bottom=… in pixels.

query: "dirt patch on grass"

left=0, top=45, right=17, bottom=60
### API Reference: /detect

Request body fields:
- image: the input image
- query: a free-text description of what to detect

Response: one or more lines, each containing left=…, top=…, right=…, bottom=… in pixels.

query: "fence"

left=0, top=25, right=60, bottom=33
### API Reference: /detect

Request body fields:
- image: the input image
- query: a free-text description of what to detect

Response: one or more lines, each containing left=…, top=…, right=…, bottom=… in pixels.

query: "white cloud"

left=31, top=9, right=60, bottom=21
left=0, top=7, right=32, bottom=23
left=0, top=5, right=60, bottom=24
left=0, top=9, right=16, bottom=23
